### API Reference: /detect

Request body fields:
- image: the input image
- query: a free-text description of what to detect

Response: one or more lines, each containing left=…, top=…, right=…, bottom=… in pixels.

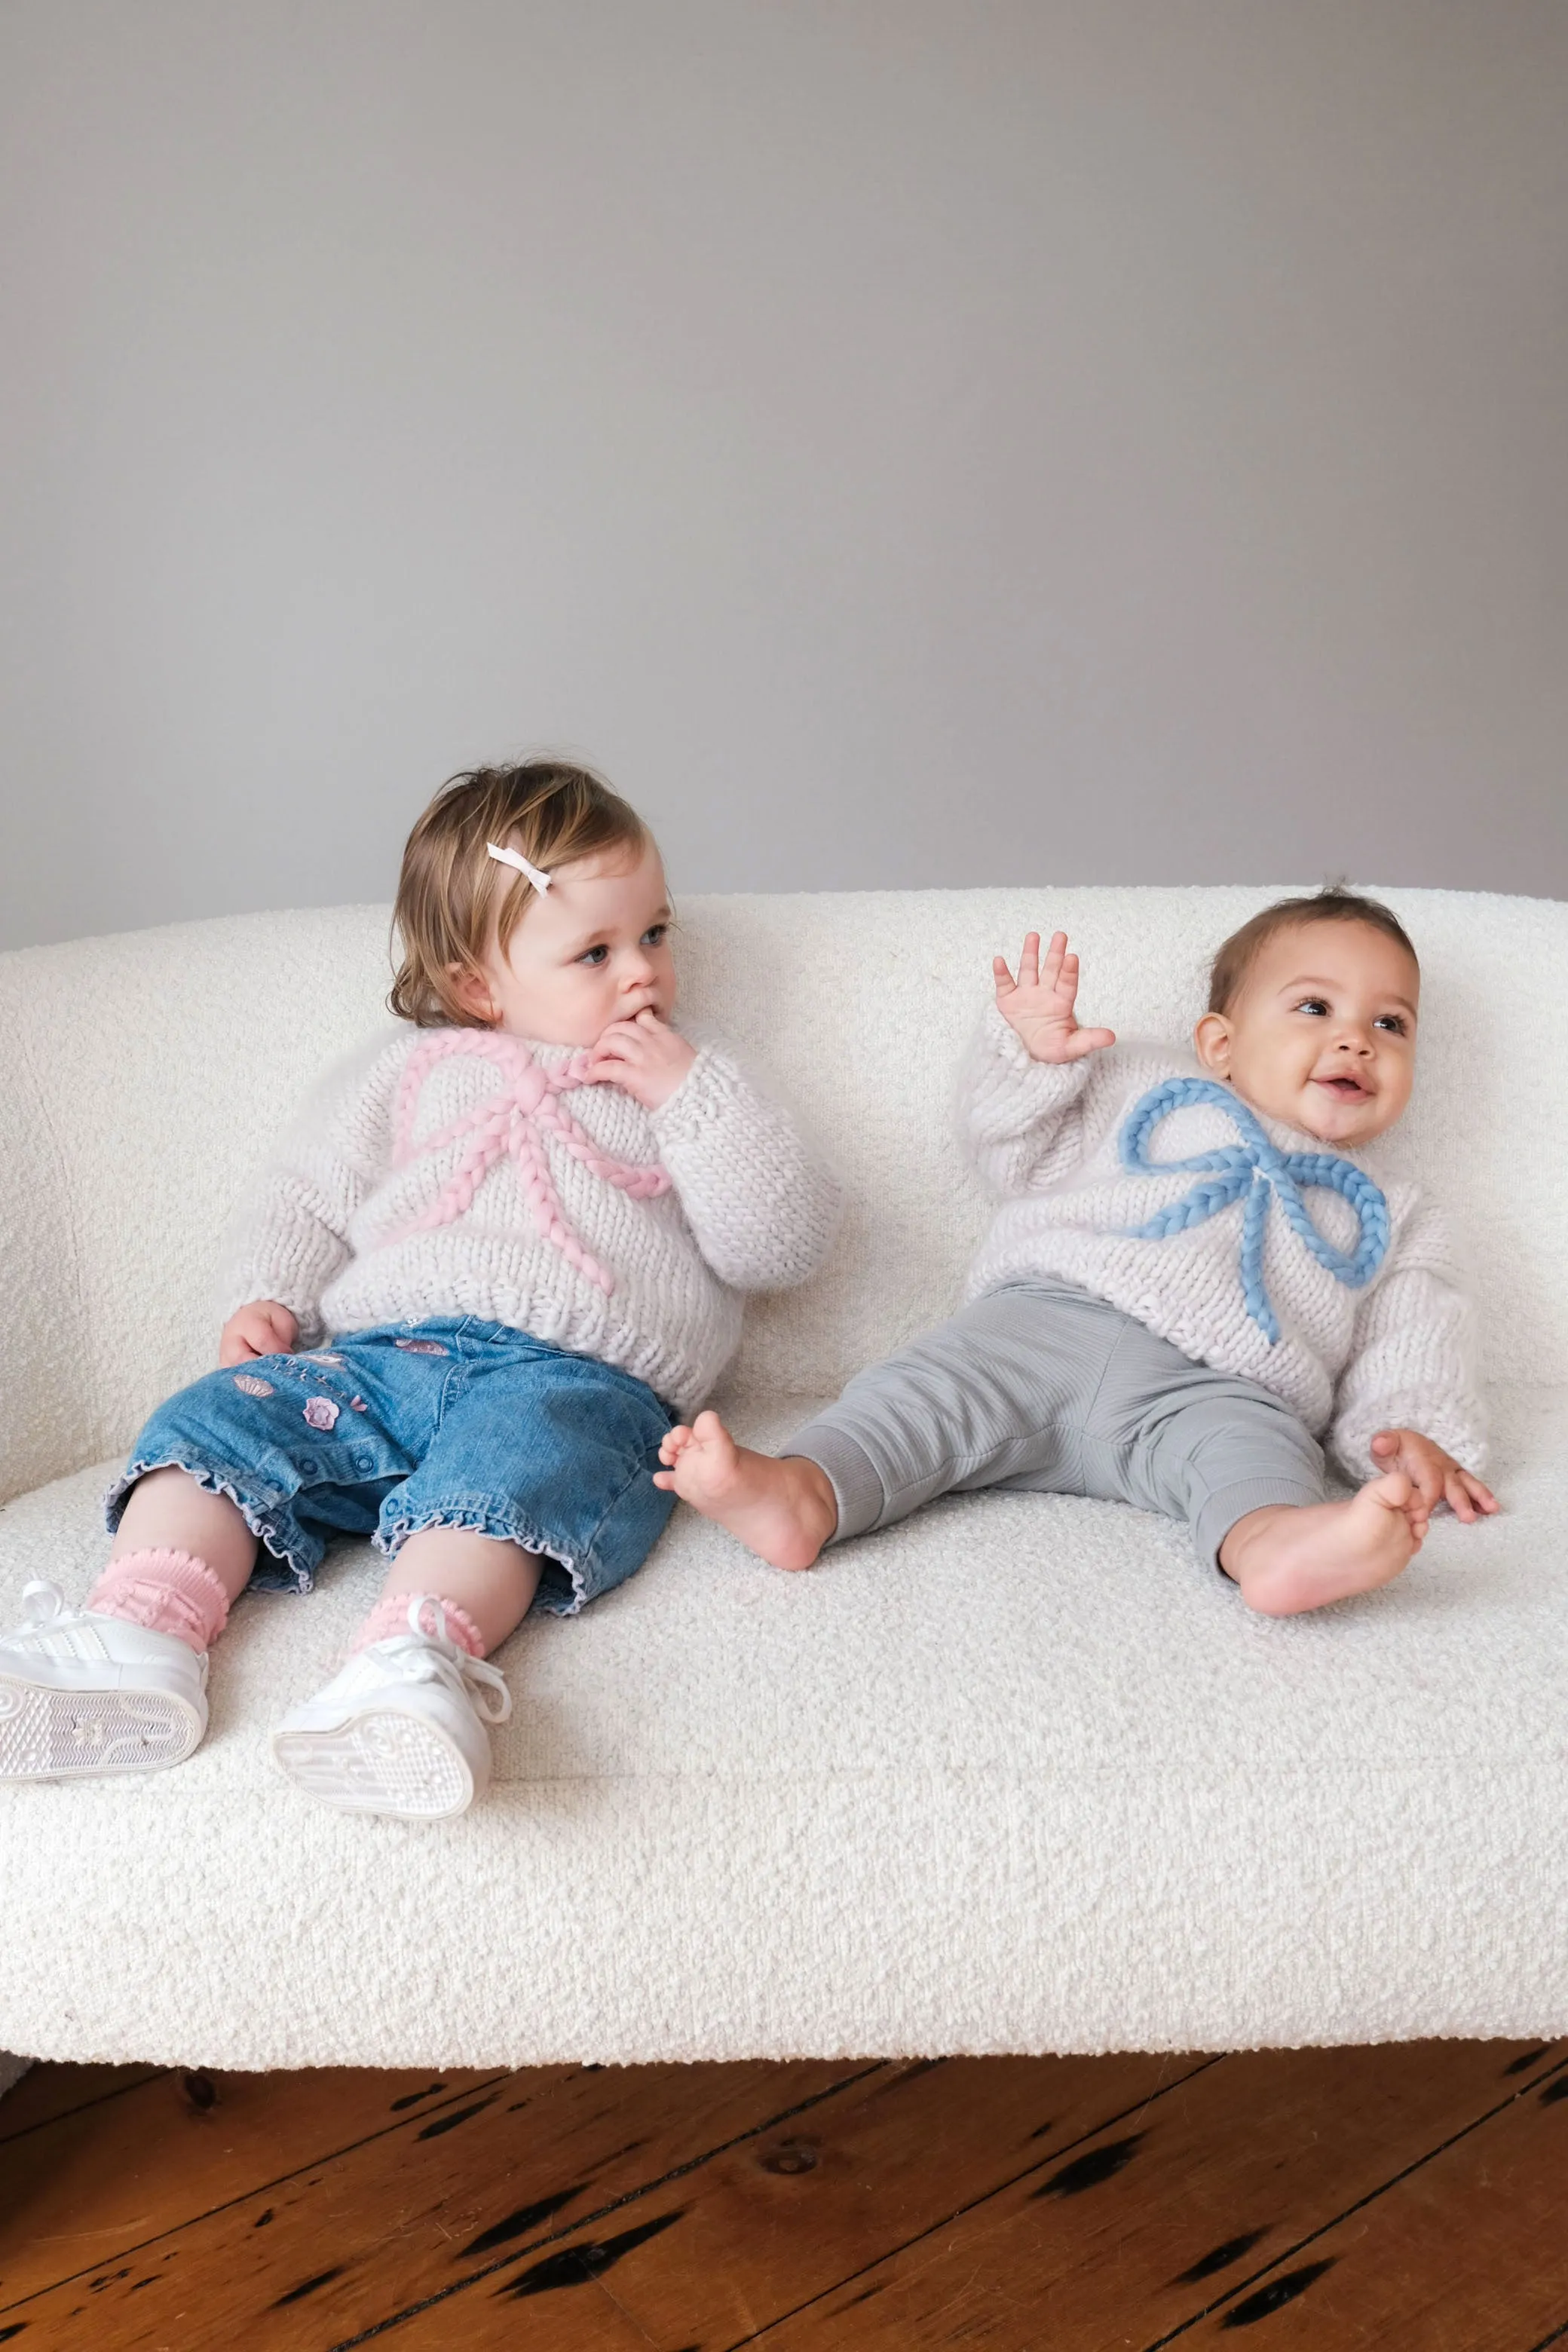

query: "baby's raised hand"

left=994, top=931, right=1116, bottom=1065
left=1370, top=1429, right=1499, bottom=1529
left=219, top=1298, right=299, bottom=1366
left=584, top=1009, right=697, bottom=1110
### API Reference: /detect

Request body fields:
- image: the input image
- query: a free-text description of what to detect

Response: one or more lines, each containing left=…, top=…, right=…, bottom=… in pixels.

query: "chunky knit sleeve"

left=219, top=1031, right=409, bottom=1346
left=1328, top=1193, right=1487, bottom=1481
left=648, top=1041, right=842, bottom=1292
left=958, top=1003, right=1110, bottom=1196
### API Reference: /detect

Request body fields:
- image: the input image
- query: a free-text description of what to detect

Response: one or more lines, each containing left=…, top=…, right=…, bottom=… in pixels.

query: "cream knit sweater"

left=960, top=1006, right=1485, bottom=1479
left=222, top=1024, right=841, bottom=1416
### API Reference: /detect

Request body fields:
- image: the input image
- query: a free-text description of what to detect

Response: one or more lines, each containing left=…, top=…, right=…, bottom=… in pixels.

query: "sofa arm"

left=0, top=966, right=96, bottom=1504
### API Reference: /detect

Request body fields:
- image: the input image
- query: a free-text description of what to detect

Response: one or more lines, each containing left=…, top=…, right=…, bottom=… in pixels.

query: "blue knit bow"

left=1117, top=1076, right=1389, bottom=1343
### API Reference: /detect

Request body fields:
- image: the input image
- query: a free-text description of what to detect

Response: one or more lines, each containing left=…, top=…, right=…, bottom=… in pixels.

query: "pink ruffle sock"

left=87, top=1549, right=231, bottom=1655
left=350, top=1592, right=487, bottom=1660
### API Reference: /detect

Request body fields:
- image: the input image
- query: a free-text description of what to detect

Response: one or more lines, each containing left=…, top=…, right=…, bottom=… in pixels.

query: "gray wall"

left=2, top=1, right=1564, bottom=951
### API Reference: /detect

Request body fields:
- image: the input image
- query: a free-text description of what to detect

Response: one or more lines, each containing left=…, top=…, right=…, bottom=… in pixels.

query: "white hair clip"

left=486, top=841, right=552, bottom=893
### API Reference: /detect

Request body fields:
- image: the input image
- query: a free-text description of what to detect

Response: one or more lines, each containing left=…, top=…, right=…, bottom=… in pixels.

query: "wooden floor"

left=1, top=2039, right=1565, bottom=2350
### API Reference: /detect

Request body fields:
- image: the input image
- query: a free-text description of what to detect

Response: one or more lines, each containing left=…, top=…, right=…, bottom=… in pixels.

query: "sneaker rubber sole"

left=0, top=1677, right=206, bottom=1780
left=271, top=1709, right=478, bottom=1818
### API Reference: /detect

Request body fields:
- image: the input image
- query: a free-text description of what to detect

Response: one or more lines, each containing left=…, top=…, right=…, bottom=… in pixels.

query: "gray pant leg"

left=786, top=1281, right=1125, bottom=1542
left=1070, top=1314, right=1328, bottom=1567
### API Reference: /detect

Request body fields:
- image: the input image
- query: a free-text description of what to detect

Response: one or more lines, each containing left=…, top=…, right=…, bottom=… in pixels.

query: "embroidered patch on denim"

left=348, top=1395, right=369, bottom=1411
left=394, top=1337, right=449, bottom=1355
left=302, top=1396, right=340, bottom=1431
left=233, top=1374, right=274, bottom=1398
left=308, top=1351, right=347, bottom=1366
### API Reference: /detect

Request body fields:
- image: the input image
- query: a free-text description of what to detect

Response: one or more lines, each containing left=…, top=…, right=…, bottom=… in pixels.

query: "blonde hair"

left=390, top=761, right=650, bottom=1027
left=1207, top=885, right=1417, bottom=1017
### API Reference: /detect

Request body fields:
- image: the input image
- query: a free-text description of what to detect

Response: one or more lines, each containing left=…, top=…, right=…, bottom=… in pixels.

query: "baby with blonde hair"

left=661, top=890, right=1495, bottom=1615
left=1, top=761, right=840, bottom=1815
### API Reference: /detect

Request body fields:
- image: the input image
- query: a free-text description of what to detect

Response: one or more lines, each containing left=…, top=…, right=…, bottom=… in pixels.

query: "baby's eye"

left=577, top=944, right=609, bottom=967
left=641, top=923, right=668, bottom=948
left=1295, top=997, right=1329, bottom=1017
left=1374, top=1012, right=1407, bottom=1034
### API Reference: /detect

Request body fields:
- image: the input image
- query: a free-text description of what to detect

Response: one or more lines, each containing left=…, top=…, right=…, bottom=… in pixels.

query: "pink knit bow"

left=390, top=1031, right=672, bottom=1296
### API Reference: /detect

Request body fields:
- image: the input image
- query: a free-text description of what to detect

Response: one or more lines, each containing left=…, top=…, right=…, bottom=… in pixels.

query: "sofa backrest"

left=2, top=885, right=1563, bottom=1502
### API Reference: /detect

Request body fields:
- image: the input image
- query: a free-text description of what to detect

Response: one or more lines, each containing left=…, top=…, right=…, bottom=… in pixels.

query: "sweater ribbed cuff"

left=647, top=1046, right=729, bottom=1142
left=1331, top=1406, right=1488, bottom=1486
left=975, top=1002, right=1096, bottom=1105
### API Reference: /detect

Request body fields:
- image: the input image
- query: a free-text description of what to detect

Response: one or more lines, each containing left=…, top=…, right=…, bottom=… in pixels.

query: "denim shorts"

left=107, top=1318, right=678, bottom=1615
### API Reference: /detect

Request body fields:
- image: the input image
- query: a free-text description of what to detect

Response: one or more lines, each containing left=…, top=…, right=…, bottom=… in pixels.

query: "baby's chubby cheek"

left=1224, top=1044, right=1295, bottom=1115
left=1229, top=1058, right=1333, bottom=1137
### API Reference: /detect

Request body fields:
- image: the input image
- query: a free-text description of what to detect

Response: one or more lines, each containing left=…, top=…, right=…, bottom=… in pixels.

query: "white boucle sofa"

left=2, top=885, right=1565, bottom=2072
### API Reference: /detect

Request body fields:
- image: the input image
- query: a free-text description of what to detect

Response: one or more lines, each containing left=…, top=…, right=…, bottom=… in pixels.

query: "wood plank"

left=0, top=2063, right=164, bottom=2146
left=343, top=2051, right=1212, bottom=2352
left=0, top=2058, right=878, bottom=2349
left=1163, top=2053, right=1568, bottom=2350
left=4, top=2039, right=1558, bottom=2352
left=0, top=2064, right=513, bottom=2308
left=690, top=2038, right=1563, bottom=2352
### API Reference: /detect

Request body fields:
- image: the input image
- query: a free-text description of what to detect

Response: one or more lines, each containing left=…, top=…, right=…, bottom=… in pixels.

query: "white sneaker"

left=270, top=1597, right=512, bottom=1820
left=0, top=1581, right=209, bottom=1781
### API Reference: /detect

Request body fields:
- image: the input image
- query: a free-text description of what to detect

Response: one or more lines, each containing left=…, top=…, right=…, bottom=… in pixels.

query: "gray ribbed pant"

left=787, top=1279, right=1327, bottom=1566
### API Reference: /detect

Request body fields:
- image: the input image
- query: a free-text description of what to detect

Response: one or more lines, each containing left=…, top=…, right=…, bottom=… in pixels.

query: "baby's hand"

left=583, top=1009, right=697, bottom=1110
left=219, top=1299, right=299, bottom=1366
left=1370, top=1429, right=1498, bottom=1529
left=994, top=931, right=1116, bottom=1065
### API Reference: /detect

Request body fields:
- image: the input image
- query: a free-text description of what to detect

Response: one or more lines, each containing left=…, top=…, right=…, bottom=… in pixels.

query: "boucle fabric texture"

left=960, top=1009, right=1485, bottom=1479
left=1, top=885, right=1565, bottom=2068
left=221, top=1023, right=841, bottom=1416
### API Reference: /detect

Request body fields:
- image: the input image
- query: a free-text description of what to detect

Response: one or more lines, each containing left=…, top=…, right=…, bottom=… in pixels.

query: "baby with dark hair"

left=661, top=889, right=1496, bottom=1616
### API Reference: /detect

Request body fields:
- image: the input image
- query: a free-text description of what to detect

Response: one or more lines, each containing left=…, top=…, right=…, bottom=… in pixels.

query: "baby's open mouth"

left=1315, top=1074, right=1370, bottom=1098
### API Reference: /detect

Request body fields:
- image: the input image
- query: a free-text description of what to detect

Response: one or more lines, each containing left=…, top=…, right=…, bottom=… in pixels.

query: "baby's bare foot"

left=1220, top=1472, right=1423, bottom=1616
left=654, top=1411, right=838, bottom=1570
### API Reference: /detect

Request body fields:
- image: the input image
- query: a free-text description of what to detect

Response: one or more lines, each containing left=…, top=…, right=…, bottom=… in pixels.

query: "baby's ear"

left=1193, top=1011, right=1232, bottom=1076
left=446, top=960, right=498, bottom=1026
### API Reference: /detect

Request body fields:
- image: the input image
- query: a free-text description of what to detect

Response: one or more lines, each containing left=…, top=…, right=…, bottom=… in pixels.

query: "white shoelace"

left=379, top=1595, right=513, bottom=1725
left=16, top=1582, right=511, bottom=1723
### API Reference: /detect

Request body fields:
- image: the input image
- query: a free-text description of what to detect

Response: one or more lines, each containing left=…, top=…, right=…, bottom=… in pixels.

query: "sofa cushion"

left=0, top=1368, right=1562, bottom=2066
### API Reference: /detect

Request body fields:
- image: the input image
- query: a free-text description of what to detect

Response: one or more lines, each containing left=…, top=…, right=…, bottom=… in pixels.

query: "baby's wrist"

left=635, top=1043, right=697, bottom=1109
left=1010, top=1018, right=1073, bottom=1065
